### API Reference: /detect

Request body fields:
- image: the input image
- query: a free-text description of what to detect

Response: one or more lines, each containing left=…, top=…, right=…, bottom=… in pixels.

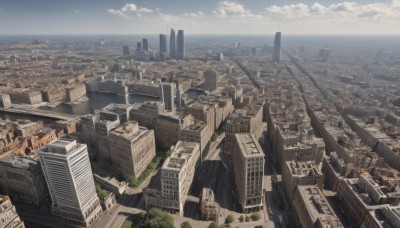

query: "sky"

left=0, top=0, right=400, bottom=35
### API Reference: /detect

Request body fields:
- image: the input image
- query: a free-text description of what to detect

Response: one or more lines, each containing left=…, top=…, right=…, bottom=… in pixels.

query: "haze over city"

left=1, top=0, right=400, bottom=34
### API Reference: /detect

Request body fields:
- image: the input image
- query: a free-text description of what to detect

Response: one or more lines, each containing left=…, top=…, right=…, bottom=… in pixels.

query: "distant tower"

left=159, top=34, right=168, bottom=60
left=272, top=32, right=281, bottom=64
left=123, top=45, right=130, bottom=56
left=177, top=30, right=185, bottom=60
left=142, top=38, right=149, bottom=52
left=160, top=82, right=174, bottom=111
left=170, top=29, right=176, bottom=59
left=176, top=81, right=182, bottom=109
left=137, top=42, right=142, bottom=51
left=38, top=139, right=102, bottom=227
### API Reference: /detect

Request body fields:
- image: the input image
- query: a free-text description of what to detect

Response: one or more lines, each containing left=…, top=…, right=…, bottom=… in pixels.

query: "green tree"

left=211, top=132, right=218, bottom=142
left=142, top=208, right=174, bottom=228
left=239, top=215, right=244, bottom=222
left=181, top=221, right=192, bottom=228
left=245, top=216, right=251, bottom=222
left=225, top=214, right=234, bottom=224
left=208, top=222, right=220, bottom=228
left=250, top=212, right=261, bottom=221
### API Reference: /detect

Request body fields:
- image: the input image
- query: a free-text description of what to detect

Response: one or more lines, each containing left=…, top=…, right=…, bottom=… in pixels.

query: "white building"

left=38, top=139, right=102, bottom=227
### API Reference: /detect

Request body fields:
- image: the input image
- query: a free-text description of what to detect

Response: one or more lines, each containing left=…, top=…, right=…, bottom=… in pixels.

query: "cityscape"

left=1, top=1, right=400, bottom=228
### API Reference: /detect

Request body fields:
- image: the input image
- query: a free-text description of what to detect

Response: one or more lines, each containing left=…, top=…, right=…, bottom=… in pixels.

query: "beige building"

left=292, top=185, right=343, bottom=228
left=225, top=103, right=263, bottom=154
left=232, top=133, right=264, bottom=213
left=360, top=205, right=400, bottom=228
left=281, top=160, right=324, bottom=203
left=108, top=121, right=156, bottom=177
left=0, top=195, right=25, bottom=228
left=200, top=188, right=220, bottom=221
left=0, top=93, right=11, bottom=108
left=0, top=157, right=48, bottom=206
left=95, top=111, right=120, bottom=158
left=144, top=141, right=200, bottom=215
left=337, top=175, right=400, bottom=227
left=66, top=83, right=86, bottom=102
left=8, top=91, right=42, bottom=105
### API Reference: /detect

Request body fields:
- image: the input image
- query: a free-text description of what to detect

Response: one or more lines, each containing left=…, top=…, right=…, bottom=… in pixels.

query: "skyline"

left=0, top=0, right=400, bottom=35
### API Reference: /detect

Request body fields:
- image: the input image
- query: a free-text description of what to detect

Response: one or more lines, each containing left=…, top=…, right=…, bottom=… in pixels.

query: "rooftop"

left=162, top=141, right=199, bottom=171
left=235, top=133, right=264, bottom=157
left=297, top=185, right=343, bottom=227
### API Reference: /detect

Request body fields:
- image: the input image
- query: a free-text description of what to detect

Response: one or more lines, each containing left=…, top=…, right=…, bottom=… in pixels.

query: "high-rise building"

left=319, top=48, right=332, bottom=62
left=123, top=45, right=130, bottom=56
left=136, top=42, right=142, bottom=51
left=232, top=133, right=264, bottom=213
left=169, top=29, right=176, bottom=59
left=0, top=195, right=25, bottom=228
left=159, top=34, right=168, bottom=60
left=160, top=82, right=174, bottom=111
left=272, top=32, right=281, bottom=64
left=176, top=81, right=182, bottom=109
left=38, top=139, right=102, bottom=227
left=177, top=30, right=185, bottom=60
left=142, top=38, right=149, bottom=52
left=204, top=69, right=219, bottom=90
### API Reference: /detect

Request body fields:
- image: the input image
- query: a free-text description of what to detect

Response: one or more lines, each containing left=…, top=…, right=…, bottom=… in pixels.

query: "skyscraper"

left=38, top=139, right=102, bottom=227
left=137, top=41, right=142, bottom=51
left=159, top=82, right=174, bottom=111
left=123, top=45, right=130, bottom=56
left=177, top=30, right=185, bottom=60
left=159, top=34, right=168, bottom=60
left=169, top=29, right=176, bottom=59
left=142, top=38, right=149, bottom=52
left=272, top=32, right=281, bottom=64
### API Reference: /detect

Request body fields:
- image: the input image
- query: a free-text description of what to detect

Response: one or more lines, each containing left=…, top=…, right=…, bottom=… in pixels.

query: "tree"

left=211, top=132, right=218, bottom=142
left=208, top=222, right=220, bottom=228
left=181, top=221, right=192, bottom=228
left=142, top=208, right=174, bottom=228
left=239, top=215, right=244, bottom=222
left=245, top=216, right=251, bottom=222
left=225, top=214, right=234, bottom=224
left=250, top=212, right=261, bottom=221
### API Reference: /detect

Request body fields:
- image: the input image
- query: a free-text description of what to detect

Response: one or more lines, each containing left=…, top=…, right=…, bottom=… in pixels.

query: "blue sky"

left=0, top=0, right=399, bottom=34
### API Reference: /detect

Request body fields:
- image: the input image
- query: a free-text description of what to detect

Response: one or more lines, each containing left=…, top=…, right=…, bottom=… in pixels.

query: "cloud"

left=74, top=10, right=80, bottom=14
left=183, top=11, right=204, bottom=18
left=108, top=3, right=154, bottom=17
left=214, top=1, right=261, bottom=18
left=265, top=1, right=400, bottom=21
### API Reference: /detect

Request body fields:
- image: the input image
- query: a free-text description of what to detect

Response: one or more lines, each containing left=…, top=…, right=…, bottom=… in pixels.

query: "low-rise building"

left=8, top=91, right=42, bottom=105
left=200, top=188, right=220, bottom=221
left=0, top=93, right=11, bottom=108
left=0, top=157, right=49, bottom=206
left=0, top=195, right=25, bottom=228
left=108, top=121, right=156, bottom=177
left=292, top=185, right=343, bottom=228
left=281, top=160, right=324, bottom=203
left=66, top=83, right=86, bottom=102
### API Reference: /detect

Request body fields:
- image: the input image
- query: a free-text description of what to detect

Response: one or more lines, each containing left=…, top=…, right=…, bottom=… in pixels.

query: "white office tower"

left=38, top=139, right=102, bottom=227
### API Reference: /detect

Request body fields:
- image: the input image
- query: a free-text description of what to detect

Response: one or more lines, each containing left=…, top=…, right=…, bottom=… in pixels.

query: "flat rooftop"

left=235, top=133, right=264, bottom=157
left=162, top=141, right=199, bottom=171
left=297, top=185, right=343, bottom=227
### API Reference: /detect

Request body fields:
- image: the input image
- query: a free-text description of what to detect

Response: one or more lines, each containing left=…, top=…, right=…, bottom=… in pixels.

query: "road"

left=0, top=107, right=79, bottom=121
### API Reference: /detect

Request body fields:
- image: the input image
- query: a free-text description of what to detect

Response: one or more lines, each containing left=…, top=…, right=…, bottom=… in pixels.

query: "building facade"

left=108, top=121, right=156, bottom=177
left=232, top=133, right=264, bottom=213
left=0, top=195, right=25, bottom=228
left=38, top=139, right=102, bottom=227
left=0, top=157, right=48, bottom=206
